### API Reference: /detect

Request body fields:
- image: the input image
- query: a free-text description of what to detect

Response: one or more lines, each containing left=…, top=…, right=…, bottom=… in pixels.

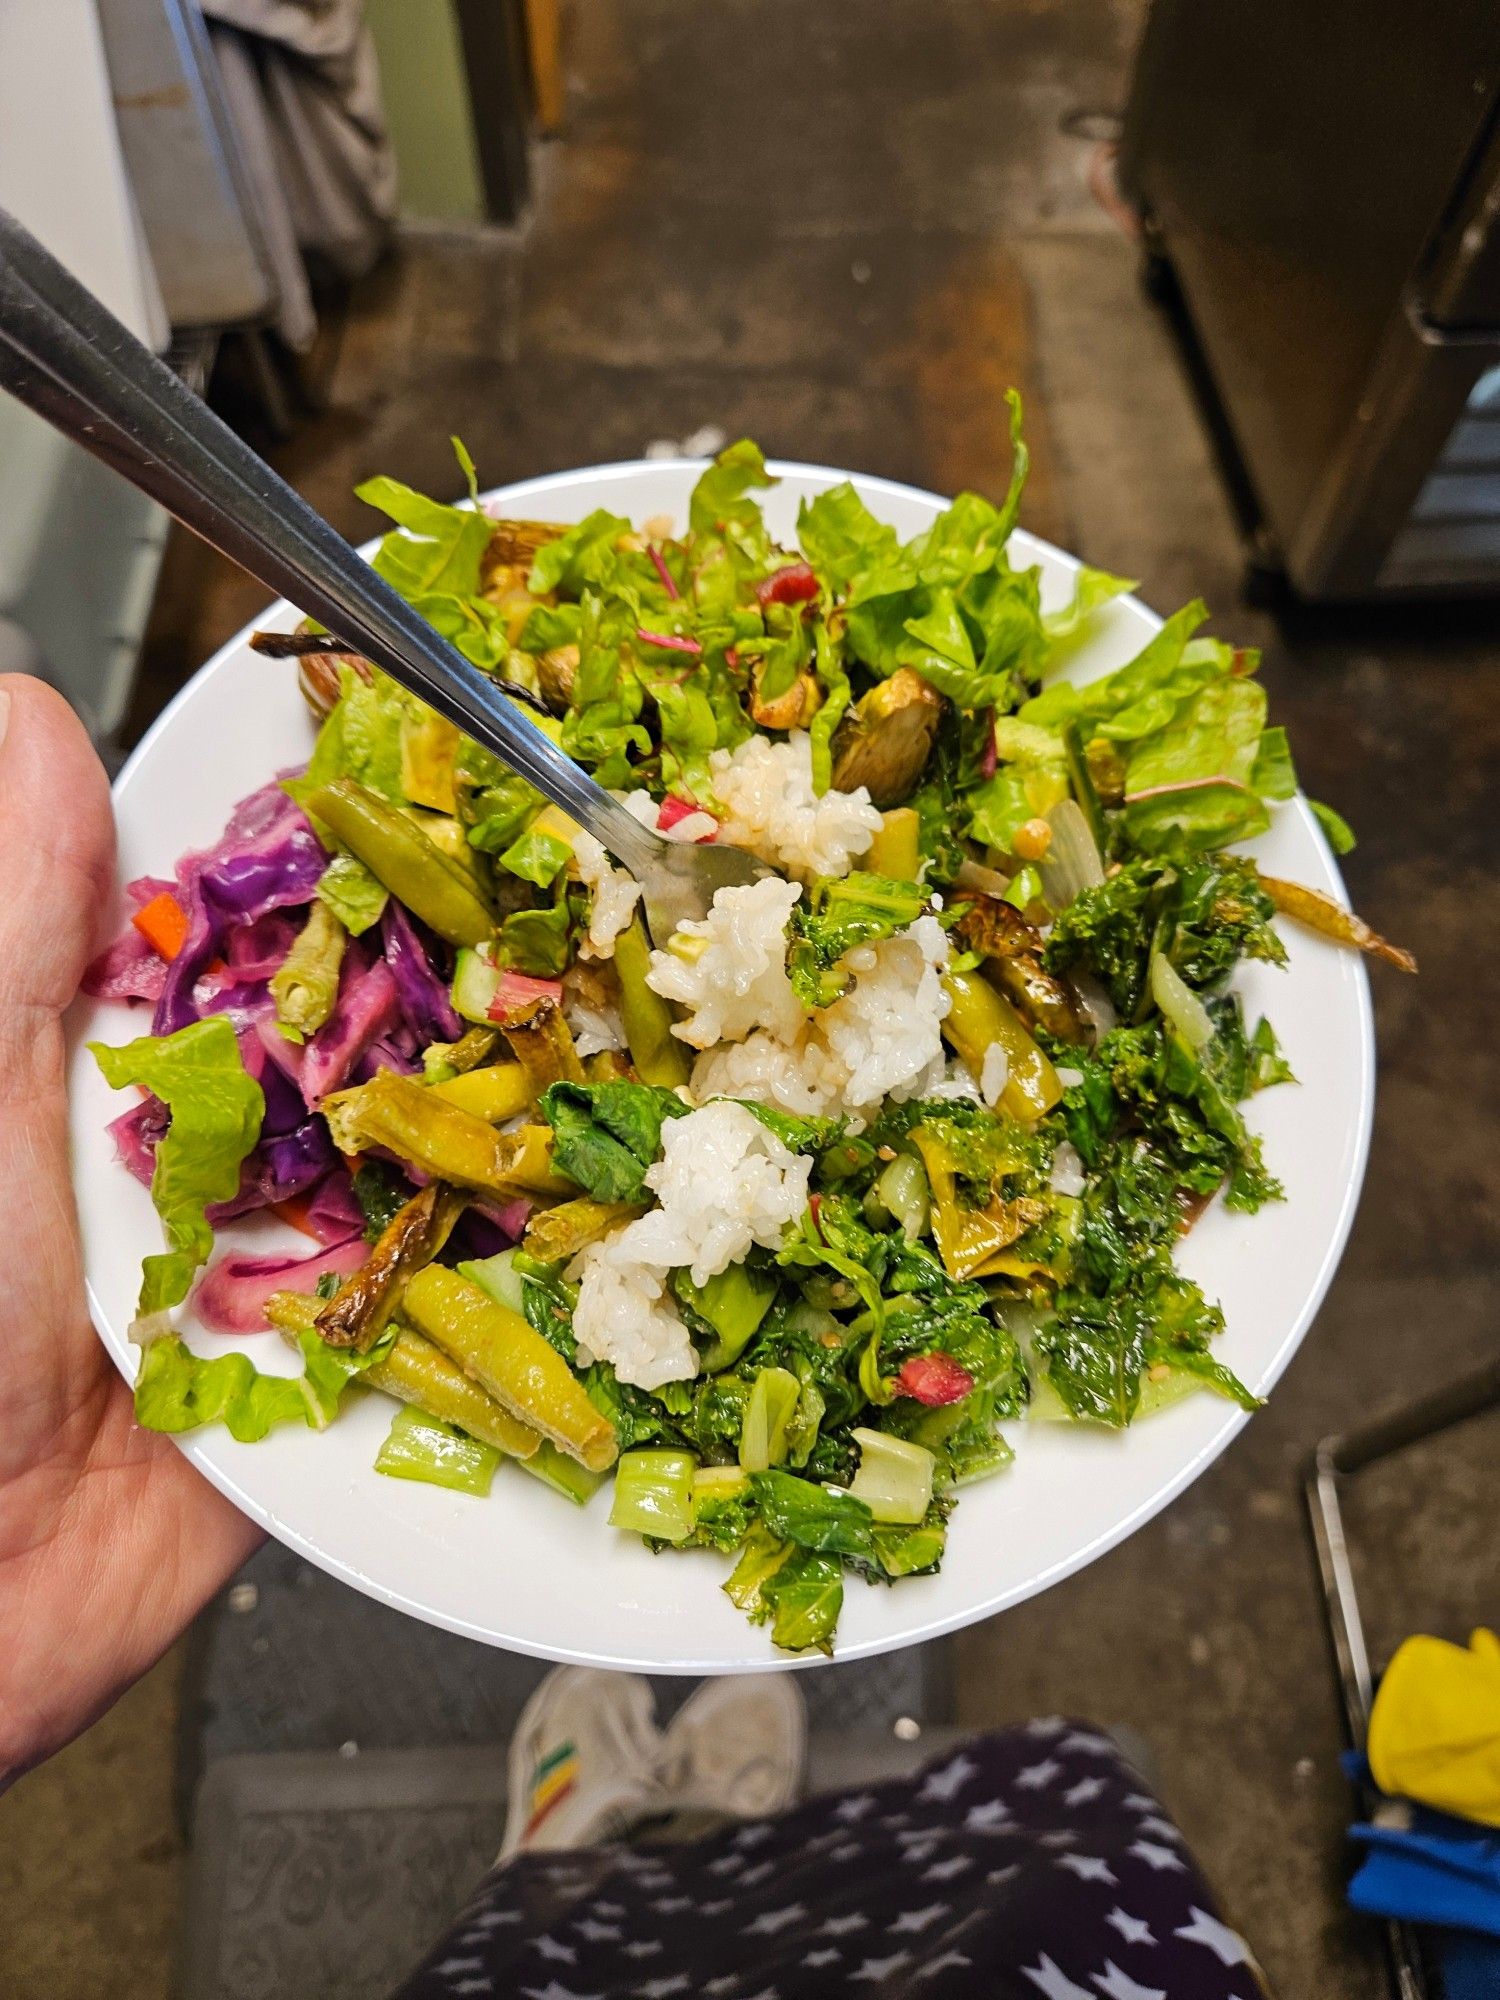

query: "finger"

left=0, top=675, right=115, bottom=1021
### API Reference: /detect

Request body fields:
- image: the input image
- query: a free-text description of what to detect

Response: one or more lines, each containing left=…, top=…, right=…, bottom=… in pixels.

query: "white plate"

left=67, top=459, right=1373, bottom=1672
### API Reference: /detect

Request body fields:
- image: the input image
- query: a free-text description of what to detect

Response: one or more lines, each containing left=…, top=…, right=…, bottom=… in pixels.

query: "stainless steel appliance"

left=1120, top=2, right=1500, bottom=600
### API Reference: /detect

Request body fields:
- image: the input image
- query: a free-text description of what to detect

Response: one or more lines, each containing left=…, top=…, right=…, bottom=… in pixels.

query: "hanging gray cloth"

left=200, top=0, right=397, bottom=350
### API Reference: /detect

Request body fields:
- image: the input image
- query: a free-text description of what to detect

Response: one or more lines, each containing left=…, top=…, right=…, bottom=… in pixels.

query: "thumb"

left=0, top=676, right=115, bottom=1018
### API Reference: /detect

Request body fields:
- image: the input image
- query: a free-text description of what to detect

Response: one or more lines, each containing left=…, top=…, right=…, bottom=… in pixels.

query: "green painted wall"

left=365, top=0, right=484, bottom=223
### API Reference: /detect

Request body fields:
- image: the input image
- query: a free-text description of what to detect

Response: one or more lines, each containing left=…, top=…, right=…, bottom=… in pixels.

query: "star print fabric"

left=389, top=1720, right=1270, bottom=1999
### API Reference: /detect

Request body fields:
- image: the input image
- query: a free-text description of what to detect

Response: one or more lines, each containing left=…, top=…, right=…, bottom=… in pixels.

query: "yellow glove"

left=1367, top=1628, right=1500, bottom=1827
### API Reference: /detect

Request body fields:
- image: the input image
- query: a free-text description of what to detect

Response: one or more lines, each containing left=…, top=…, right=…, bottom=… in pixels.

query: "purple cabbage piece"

left=194, top=1232, right=367, bottom=1334
left=301, top=950, right=401, bottom=1105
left=450, top=1208, right=521, bottom=1261
left=208, top=1117, right=336, bottom=1225
left=109, top=1097, right=168, bottom=1188
left=82, top=927, right=167, bottom=1005
left=153, top=784, right=327, bottom=1036
left=301, top=1169, right=365, bottom=1244
left=226, top=909, right=304, bottom=982
left=381, top=901, right=462, bottom=1045
left=353, top=1033, right=421, bottom=1084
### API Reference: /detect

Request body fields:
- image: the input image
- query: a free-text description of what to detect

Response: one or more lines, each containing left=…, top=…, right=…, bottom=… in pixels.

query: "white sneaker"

left=500, top=1666, right=666, bottom=1859
left=658, top=1674, right=807, bottom=1820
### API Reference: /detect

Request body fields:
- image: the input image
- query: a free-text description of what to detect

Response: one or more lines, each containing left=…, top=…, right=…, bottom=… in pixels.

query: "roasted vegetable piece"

left=270, top=900, right=347, bottom=1038
left=402, top=1265, right=618, bottom=1471
left=522, top=1197, right=642, bottom=1261
left=750, top=661, right=823, bottom=731
left=423, top=1024, right=501, bottom=1080
left=866, top=807, right=921, bottom=881
left=953, top=895, right=1087, bottom=1038
left=483, top=518, right=567, bottom=572
left=324, top=1069, right=570, bottom=1198
left=535, top=643, right=580, bottom=712
left=306, top=778, right=495, bottom=947
left=366, top=1326, right=542, bottom=1458
left=497, top=994, right=587, bottom=1093
left=315, top=1183, right=466, bottom=1350
left=613, top=915, right=691, bottom=1088
left=940, top=967, right=1063, bottom=1119
left=830, top=668, right=944, bottom=805
left=428, top=1062, right=532, bottom=1122
left=1258, top=873, right=1417, bottom=972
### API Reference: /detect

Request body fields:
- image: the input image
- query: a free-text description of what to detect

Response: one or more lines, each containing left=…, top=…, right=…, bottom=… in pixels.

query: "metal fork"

left=0, top=208, right=770, bottom=940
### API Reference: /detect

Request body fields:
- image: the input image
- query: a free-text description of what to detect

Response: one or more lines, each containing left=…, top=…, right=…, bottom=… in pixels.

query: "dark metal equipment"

left=1120, top=3, right=1500, bottom=600
left=1305, top=1355, right=1500, bottom=2000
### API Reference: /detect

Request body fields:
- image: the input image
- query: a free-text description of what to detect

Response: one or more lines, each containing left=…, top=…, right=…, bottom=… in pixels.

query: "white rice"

left=565, top=1240, right=699, bottom=1390
left=818, top=914, right=952, bottom=1116
left=644, top=875, right=804, bottom=1050
left=707, top=731, right=881, bottom=882
left=570, top=827, right=642, bottom=961
left=562, top=974, right=626, bottom=1058
left=568, top=1102, right=810, bottom=1386
left=1050, top=1139, right=1086, bottom=1197
left=980, top=1042, right=1011, bottom=1108
left=686, top=913, right=953, bottom=1128
left=692, top=1025, right=846, bottom=1119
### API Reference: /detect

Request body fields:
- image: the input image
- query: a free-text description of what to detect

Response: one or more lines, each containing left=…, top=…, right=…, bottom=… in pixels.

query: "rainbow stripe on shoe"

left=521, top=1738, right=579, bottom=1840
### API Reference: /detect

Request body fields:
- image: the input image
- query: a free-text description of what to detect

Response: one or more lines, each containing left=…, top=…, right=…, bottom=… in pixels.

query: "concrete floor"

left=6, top=2, right=1498, bottom=1995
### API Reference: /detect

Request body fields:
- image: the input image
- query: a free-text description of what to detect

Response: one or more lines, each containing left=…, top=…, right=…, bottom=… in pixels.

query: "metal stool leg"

left=1305, top=1355, right=1500, bottom=2000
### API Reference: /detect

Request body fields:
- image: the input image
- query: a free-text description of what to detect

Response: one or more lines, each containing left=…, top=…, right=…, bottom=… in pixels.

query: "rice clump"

left=708, top=731, right=881, bottom=882
left=569, top=1101, right=810, bottom=1386
left=571, top=827, right=641, bottom=960
left=692, top=913, right=953, bottom=1125
left=644, top=875, right=803, bottom=1049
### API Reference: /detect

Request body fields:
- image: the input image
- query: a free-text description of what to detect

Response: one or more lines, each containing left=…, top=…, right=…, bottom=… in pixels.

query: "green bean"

left=270, top=900, right=346, bottom=1037
left=613, top=915, right=690, bottom=1087
left=522, top=1197, right=640, bottom=1262
left=403, top=1265, right=617, bottom=1471
left=307, top=778, right=495, bottom=946
left=366, top=1324, right=542, bottom=1460
left=428, top=1062, right=531, bottom=1122
left=323, top=1069, right=570, bottom=1198
left=314, top=1183, right=465, bottom=1350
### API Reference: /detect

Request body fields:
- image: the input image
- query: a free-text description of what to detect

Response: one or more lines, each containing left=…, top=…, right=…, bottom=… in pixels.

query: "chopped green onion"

left=738, top=1366, right=801, bottom=1472
left=520, top=1439, right=607, bottom=1506
left=848, top=1427, right=935, bottom=1524
left=608, top=1449, right=697, bottom=1542
left=1149, top=947, right=1214, bottom=1051
left=459, top=1249, right=527, bottom=1315
left=374, top=1405, right=501, bottom=1496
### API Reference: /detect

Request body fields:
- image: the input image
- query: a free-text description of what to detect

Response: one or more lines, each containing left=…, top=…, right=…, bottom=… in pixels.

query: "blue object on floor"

left=1438, top=1927, right=1500, bottom=2000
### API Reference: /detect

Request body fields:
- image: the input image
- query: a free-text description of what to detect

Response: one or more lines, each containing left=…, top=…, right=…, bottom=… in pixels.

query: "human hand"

left=0, top=676, right=262, bottom=1787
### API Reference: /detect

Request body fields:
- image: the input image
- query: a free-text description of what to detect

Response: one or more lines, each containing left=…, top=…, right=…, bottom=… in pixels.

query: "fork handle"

left=0, top=208, right=660, bottom=875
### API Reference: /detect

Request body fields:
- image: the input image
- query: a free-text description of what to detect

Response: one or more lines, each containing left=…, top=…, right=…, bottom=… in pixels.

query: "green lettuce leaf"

left=90, top=1016, right=265, bottom=1338
left=797, top=482, right=899, bottom=592
left=538, top=1080, right=690, bottom=1202
left=1309, top=797, right=1357, bottom=854
left=527, top=508, right=632, bottom=596
left=807, top=625, right=852, bottom=796
left=316, top=851, right=388, bottom=934
left=135, top=1327, right=384, bottom=1443
left=356, top=475, right=493, bottom=602
left=688, top=438, right=776, bottom=544
left=1042, top=563, right=1135, bottom=649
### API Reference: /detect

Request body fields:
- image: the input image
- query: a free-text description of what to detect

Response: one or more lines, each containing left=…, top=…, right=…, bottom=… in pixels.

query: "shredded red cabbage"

left=382, top=900, right=462, bottom=1044
left=301, top=949, right=401, bottom=1105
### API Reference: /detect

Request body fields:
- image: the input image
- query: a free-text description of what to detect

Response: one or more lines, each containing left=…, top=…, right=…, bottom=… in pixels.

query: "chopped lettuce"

left=90, top=1016, right=264, bottom=1338
left=134, top=1327, right=383, bottom=1443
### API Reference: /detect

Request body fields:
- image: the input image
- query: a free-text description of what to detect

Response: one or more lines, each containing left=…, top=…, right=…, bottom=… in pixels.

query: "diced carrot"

left=271, top=1194, right=322, bottom=1241
left=131, top=890, right=191, bottom=962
